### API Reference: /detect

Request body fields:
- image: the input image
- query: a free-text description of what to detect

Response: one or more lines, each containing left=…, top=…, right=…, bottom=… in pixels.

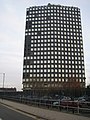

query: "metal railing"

left=1, top=96, right=90, bottom=117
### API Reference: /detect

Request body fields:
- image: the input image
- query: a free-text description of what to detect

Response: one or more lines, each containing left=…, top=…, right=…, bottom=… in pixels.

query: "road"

left=0, top=103, right=35, bottom=120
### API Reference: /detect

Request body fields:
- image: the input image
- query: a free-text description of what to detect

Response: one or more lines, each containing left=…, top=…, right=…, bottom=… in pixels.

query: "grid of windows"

left=23, top=4, right=85, bottom=90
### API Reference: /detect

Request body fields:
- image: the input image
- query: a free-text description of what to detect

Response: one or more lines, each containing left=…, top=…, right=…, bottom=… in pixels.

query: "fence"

left=1, top=95, right=90, bottom=117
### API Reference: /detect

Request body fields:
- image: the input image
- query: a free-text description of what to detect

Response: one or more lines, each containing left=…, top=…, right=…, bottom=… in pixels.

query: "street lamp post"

left=0, top=73, right=5, bottom=100
left=3, top=73, right=5, bottom=88
left=0, top=73, right=5, bottom=88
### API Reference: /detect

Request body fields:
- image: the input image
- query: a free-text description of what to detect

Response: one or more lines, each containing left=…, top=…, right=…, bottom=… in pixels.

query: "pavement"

left=0, top=99, right=90, bottom=120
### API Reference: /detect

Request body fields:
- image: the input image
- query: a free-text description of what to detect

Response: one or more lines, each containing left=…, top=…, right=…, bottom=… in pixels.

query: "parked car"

left=53, top=101, right=60, bottom=106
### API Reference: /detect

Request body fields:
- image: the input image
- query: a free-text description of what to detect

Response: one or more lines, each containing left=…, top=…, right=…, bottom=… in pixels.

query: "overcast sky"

left=0, top=0, right=90, bottom=91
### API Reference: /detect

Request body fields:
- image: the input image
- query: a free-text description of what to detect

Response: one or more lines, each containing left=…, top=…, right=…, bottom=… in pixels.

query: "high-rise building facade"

left=23, top=4, right=85, bottom=92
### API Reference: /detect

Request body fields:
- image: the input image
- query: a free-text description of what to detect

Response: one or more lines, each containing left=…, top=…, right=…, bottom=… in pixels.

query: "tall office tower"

left=23, top=3, right=85, bottom=93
